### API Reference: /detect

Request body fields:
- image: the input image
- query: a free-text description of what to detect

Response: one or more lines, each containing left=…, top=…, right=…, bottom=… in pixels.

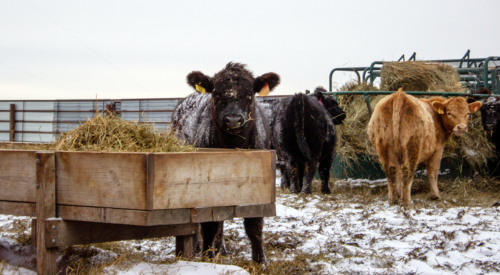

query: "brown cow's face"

left=432, top=98, right=481, bottom=136
left=186, top=62, right=280, bottom=136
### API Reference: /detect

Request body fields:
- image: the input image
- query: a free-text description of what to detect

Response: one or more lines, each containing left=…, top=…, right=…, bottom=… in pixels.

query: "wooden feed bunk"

left=0, top=149, right=276, bottom=275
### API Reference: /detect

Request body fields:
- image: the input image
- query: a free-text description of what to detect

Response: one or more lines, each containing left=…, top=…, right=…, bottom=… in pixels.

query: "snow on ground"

left=1, top=177, right=500, bottom=274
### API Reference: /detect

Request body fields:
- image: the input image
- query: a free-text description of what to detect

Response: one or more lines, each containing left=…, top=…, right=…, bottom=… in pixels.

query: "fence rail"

left=0, top=95, right=288, bottom=143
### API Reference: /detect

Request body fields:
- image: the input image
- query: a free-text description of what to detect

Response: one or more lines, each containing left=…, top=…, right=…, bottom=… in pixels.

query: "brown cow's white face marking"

left=432, top=98, right=481, bottom=136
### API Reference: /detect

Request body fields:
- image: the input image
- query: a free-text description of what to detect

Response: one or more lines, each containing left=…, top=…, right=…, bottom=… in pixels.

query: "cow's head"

left=480, top=97, right=500, bottom=132
left=187, top=62, right=280, bottom=135
left=313, top=87, right=346, bottom=125
left=432, top=97, right=482, bottom=136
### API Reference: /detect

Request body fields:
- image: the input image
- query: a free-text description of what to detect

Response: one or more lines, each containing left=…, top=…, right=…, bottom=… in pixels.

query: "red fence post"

left=9, top=104, right=15, bottom=141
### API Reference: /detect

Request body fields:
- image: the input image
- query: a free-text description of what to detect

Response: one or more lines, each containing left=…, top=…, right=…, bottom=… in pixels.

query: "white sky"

left=0, top=0, right=499, bottom=100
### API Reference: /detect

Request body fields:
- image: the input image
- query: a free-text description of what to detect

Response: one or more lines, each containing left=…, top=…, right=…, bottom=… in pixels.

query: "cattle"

left=368, top=88, right=482, bottom=205
left=172, top=62, right=280, bottom=263
left=270, top=87, right=346, bottom=194
left=479, top=97, right=500, bottom=173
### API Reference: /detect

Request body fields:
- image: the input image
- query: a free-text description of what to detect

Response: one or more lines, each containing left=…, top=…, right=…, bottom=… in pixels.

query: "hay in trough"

left=50, top=114, right=196, bottom=153
left=380, top=61, right=464, bottom=92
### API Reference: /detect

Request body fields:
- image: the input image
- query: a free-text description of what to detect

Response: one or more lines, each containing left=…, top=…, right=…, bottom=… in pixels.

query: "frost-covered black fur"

left=172, top=62, right=280, bottom=263
left=271, top=87, right=346, bottom=194
left=480, top=97, right=500, bottom=175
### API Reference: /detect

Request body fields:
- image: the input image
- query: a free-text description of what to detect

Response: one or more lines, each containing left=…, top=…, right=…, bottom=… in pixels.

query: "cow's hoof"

left=429, top=194, right=441, bottom=200
left=252, top=256, right=267, bottom=264
left=301, top=190, right=312, bottom=195
left=321, top=188, right=331, bottom=194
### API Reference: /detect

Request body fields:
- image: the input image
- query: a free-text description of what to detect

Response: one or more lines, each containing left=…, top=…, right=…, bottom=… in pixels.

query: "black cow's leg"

left=244, top=217, right=266, bottom=263
left=318, top=152, right=334, bottom=194
left=297, top=162, right=305, bottom=192
left=201, top=221, right=222, bottom=258
left=289, top=161, right=301, bottom=193
left=302, top=161, right=317, bottom=194
left=212, top=221, right=227, bottom=255
left=280, top=162, right=290, bottom=189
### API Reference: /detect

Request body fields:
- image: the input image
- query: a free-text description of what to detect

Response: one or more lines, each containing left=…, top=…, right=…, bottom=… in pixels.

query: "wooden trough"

left=0, top=149, right=276, bottom=274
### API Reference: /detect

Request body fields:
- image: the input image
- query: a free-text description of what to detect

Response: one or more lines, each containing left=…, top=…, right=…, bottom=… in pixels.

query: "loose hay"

left=50, top=114, right=196, bottom=153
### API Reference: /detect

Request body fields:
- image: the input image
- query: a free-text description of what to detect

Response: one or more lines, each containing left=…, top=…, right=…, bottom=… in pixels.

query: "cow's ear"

left=254, top=73, right=280, bottom=95
left=432, top=102, right=446, bottom=115
left=469, top=101, right=482, bottom=113
left=187, top=71, right=214, bottom=94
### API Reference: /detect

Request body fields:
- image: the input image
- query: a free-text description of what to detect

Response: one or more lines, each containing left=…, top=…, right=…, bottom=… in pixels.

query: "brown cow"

left=368, top=88, right=482, bottom=205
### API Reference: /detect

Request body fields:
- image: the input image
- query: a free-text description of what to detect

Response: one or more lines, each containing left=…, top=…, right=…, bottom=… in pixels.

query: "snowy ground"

left=1, top=177, right=500, bottom=274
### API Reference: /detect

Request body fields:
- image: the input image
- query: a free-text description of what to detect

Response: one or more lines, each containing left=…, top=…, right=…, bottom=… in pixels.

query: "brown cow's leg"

left=201, top=221, right=223, bottom=258
left=426, top=152, right=442, bottom=200
left=244, top=217, right=266, bottom=263
left=302, top=161, right=317, bottom=194
left=401, top=137, right=420, bottom=206
left=385, top=165, right=399, bottom=204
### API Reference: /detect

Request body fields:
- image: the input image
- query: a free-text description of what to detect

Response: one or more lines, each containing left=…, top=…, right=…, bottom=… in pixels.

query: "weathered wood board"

left=56, top=152, right=148, bottom=210
left=1, top=150, right=275, bottom=213
left=151, top=151, right=275, bottom=209
left=0, top=150, right=36, bottom=202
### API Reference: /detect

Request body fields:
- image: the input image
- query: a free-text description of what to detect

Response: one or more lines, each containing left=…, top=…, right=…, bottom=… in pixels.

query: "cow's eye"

left=447, top=112, right=451, bottom=116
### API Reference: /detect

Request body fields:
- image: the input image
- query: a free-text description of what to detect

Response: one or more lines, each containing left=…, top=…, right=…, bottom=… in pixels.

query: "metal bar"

left=364, top=94, right=372, bottom=116
left=329, top=67, right=369, bottom=91
left=9, top=104, right=15, bottom=141
left=325, top=91, right=500, bottom=98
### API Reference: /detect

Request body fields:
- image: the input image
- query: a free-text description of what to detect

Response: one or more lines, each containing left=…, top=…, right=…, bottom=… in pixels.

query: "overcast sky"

left=1, top=0, right=499, bottom=100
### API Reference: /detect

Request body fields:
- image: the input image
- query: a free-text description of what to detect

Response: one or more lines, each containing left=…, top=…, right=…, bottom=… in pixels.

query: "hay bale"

left=335, top=81, right=381, bottom=167
left=51, top=114, right=196, bottom=153
left=380, top=61, right=464, bottom=92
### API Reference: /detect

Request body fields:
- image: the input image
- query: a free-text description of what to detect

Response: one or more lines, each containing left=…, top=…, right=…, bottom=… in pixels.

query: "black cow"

left=172, top=62, right=280, bottom=263
left=270, top=87, right=345, bottom=194
left=480, top=97, right=500, bottom=161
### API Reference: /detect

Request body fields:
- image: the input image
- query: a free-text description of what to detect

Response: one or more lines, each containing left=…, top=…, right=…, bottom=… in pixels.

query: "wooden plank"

left=56, top=152, right=148, bottom=210
left=0, top=201, right=36, bottom=216
left=213, top=207, right=235, bottom=221
left=45, top=220, right=198, bottom=248
left=147, top=209, right=190, bottom=226
left=147, top=153, right=155, bottom=210
left=235, top=204, right=276, bottom=218
left=57, top=205, right=190, bottom=226
left=190, top=207, right=214, bottom=223
left=190, top=206, right=234, bottom=223
left=31, top=219, right=36, bottom=246
left=271, top=150, right=276, bottom=204
left=36, top=151, right=57, bottom=275
left=176, top=235, right=194, bottom=257
left=152, top=151, right=274, bottom=209
left=0, top=150, right=37, bottom=202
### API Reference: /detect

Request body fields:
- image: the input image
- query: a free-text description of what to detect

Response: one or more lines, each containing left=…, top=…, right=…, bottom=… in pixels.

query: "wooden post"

left=36, top=152, right=57, bottom=275
left=9, top=104, right=15, bottom=141
left=175, top=235, right=194, bottom=258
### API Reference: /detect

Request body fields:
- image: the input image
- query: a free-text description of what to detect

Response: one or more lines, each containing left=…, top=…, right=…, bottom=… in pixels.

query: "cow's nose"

left=224, top=115, right=244, bottom=129
left=486, top=124, right=494, bottom=130
left=456, top=124, right=468, bottom=132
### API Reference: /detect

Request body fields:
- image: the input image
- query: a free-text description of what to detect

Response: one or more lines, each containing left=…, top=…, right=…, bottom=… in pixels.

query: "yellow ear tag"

left=258, top=83, right=270, bottom=96
left=438, top=108, right=444, bottom=114
left=195, top=83, right=206, bottom=94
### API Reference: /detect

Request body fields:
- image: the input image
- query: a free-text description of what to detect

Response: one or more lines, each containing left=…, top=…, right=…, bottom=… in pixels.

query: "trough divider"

left=35, top=151, right=57, bottom=275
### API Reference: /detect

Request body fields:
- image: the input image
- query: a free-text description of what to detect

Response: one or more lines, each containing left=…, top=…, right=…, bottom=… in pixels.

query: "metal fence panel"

left=24, top=101, right=55, bottom=111
left=21, top=133, right=54, bottom=143
left=23, top=112, right=55, bottom=121
left=22, top=122, right=53, bottom=132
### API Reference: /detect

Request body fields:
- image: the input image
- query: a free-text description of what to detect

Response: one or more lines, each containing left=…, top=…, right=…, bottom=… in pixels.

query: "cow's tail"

left=392, top=88, right=405, bottom=155
left=293, top=94, right=312, bottom=160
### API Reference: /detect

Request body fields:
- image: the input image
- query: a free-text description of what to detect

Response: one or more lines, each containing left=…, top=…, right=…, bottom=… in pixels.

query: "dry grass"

left=2, top=113, right=196, bottom=153
left=380, top=61, right=464, bottom=92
